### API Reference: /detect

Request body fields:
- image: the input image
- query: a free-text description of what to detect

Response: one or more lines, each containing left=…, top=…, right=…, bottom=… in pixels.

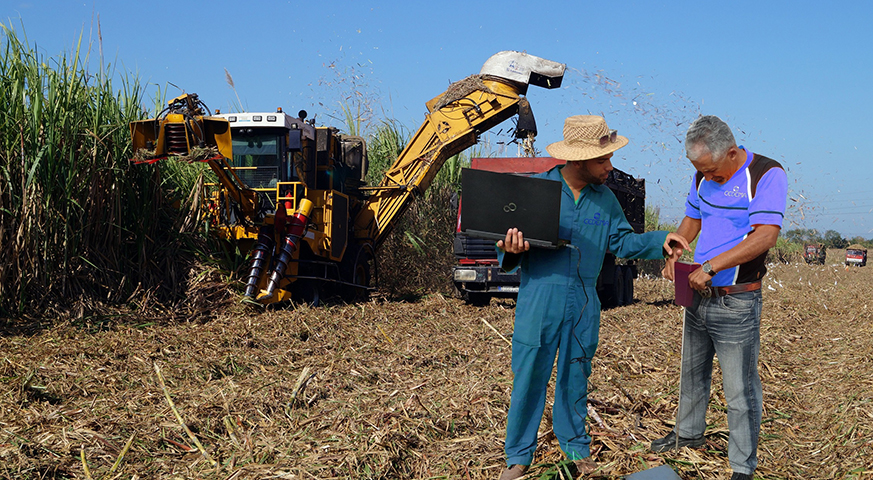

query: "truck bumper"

left=452, top=265, right=520, bottom=296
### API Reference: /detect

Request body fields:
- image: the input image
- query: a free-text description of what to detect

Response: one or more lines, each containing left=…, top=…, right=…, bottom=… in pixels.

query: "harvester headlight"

left=228, top=116, right=237, bottom=122
left=454, top=269, right=478, bottom=282
left=267, top=115, right=277, bottom=122
left=253, top=115, right=263, bottom=122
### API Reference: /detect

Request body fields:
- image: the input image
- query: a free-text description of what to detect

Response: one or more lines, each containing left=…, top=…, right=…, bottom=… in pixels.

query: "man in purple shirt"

left=654, top=115, right=787, bottom=480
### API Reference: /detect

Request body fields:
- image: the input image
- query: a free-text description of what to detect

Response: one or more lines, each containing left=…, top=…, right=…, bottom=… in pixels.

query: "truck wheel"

left=612, top=266, right=625, bottom=307
left=623, top=265, right=634, bottom=305
left=465, top=292, right=491, bottom=307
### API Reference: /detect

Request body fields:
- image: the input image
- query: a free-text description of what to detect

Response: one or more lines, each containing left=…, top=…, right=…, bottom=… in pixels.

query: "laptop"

left=627, top=466, right=683, bottom=480
left=460, top=168, right=567, bottom=249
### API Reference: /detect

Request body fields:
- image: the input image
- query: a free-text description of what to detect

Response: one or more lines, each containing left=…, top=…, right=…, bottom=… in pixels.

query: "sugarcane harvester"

left=129, top=51, right=565, bottom=305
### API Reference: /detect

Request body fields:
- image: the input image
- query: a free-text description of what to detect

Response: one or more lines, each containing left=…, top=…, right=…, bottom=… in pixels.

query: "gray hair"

left=685, top=115, right=736, bottom=162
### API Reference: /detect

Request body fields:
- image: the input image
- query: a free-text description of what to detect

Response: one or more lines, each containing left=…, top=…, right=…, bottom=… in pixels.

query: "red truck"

left=803, top=243, right=827, bottom=265
left=452, top=157, right=646, bottom=307
left=846, top=245, right=868, bottom=267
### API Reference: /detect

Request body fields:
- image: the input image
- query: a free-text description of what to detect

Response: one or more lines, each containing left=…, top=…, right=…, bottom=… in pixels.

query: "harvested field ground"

left=2, top=255, right=872, bottom=479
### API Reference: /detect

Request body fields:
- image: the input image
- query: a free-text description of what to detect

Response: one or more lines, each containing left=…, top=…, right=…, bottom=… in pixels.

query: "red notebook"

left=674, top=261, right=700, bottom=307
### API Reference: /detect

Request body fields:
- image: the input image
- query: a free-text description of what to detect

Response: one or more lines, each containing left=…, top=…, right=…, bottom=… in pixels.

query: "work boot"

left=498, top=464, right=527, bottom=480
left=730, top=473, right=753, bottom=480
left=649, top=431, right=705, bottom=452
left=573, top=457, right=598, bottom=477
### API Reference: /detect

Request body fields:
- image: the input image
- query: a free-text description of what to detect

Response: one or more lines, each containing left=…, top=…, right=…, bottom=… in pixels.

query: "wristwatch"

left=702, top=260, right=716, bottom=276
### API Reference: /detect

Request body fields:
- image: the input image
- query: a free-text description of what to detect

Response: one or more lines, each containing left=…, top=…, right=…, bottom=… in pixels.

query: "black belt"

left=699, top=281, right=762, bottom=298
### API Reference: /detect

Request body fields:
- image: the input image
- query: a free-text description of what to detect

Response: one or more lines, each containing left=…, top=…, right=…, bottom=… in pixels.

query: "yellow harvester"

left=130, top=51, right=565, bottom=305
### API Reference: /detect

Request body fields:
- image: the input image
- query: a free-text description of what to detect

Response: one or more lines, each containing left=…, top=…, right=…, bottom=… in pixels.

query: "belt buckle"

left=699, top=287, right=712, bottom=298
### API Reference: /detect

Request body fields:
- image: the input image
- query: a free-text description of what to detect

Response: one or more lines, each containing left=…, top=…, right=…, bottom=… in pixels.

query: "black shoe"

left=730, top=474, right=753, bottom=480
left=650, top=431, right=705, bottom=452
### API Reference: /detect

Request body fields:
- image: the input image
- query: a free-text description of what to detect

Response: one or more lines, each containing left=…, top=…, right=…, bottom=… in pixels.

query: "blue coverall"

left=498, top=166, right=668, bottom=466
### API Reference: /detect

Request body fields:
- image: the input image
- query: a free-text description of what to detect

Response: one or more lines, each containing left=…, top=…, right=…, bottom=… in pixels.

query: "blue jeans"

left=676, top=290, right=763, bottom=475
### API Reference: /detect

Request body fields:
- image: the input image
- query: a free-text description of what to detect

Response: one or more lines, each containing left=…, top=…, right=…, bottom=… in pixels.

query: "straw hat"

left=546, top=115, right=629, bottom=161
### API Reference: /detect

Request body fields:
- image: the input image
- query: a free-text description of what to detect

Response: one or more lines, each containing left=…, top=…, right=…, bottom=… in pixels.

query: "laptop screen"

left=460, top=168, right=565, bottom=249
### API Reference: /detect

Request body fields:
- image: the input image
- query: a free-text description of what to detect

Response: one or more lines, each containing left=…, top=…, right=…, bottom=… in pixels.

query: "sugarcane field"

left=3, top=11, right=873, bottom=480
left=2, top=252, right=872, bottom=479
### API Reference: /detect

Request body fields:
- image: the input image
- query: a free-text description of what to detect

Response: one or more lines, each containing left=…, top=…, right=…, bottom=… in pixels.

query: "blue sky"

left=5, top=0, right=873, bottom=238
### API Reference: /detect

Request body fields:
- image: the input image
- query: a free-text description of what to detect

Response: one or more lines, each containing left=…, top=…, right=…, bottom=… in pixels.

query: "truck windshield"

left=231, top=134, right=280, bottom=189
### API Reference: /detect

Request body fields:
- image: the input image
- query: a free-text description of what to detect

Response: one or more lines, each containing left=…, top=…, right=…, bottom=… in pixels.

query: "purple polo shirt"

left=684, top=147, right=788, bottom=286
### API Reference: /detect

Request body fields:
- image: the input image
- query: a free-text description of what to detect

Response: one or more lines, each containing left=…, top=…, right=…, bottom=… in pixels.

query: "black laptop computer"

left=460, top=168, right=567, bottom=249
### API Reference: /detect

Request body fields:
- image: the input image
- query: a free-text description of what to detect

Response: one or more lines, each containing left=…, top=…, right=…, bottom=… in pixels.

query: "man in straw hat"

left=496, top=115, right=690, bottom=479
left=652, top=115, right=786, bottom=480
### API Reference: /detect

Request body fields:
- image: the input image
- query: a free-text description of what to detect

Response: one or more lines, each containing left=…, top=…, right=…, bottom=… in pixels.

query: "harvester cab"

left=129, top=51, right=566, bottom=306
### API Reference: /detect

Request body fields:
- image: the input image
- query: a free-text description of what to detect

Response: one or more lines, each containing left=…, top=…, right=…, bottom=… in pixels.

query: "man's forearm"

left=675, top=217, right=701, bottom=246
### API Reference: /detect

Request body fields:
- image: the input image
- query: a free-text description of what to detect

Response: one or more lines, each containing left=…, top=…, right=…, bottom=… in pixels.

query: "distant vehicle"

left=803, top=243, right=826, bottom=265
left=451, top=157, right=646, bottom=308
left=846, top=244, right=868, bottom=267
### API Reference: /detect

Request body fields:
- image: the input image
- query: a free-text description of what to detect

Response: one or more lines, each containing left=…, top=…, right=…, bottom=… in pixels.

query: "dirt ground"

left=1, top=254, right=872, bottom=479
